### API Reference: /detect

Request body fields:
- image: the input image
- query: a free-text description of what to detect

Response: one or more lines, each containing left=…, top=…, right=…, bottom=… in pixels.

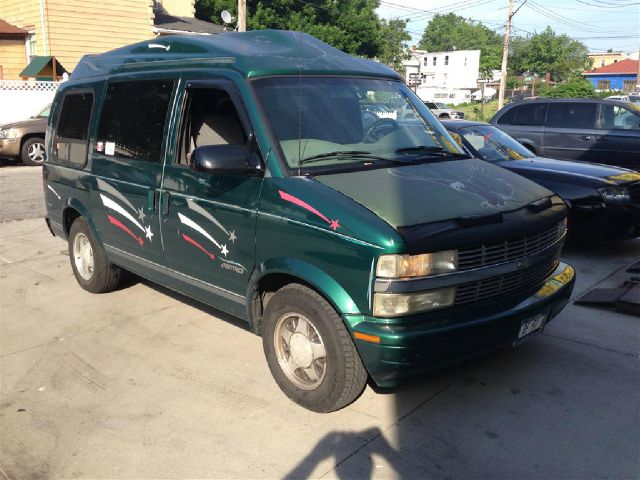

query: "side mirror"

left=192, top=144, right=262, bottom=176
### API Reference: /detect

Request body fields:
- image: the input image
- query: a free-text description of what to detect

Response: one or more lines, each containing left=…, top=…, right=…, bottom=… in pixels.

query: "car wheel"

left=262, top=284, right=368, bottom=413
left=21, top=137, right=46, bottom=166
left=523, top=144, right=537, bottom=155
left=439, top=113, right=450, bottom=119
left=68, top=218, right=122, bottom=293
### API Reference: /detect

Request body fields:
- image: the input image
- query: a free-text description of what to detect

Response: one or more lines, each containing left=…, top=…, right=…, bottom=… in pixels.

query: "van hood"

left=315, top=159, right=552, bottom=228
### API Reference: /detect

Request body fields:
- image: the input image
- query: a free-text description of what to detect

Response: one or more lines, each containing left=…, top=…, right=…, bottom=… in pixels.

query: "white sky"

left=376, top=0, right=640, bottom=53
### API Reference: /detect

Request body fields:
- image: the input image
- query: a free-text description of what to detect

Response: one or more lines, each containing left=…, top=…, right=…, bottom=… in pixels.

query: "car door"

left=544, top=101, right=599, bottom=162
left=91, top=78, right=176, bottom=263
left=160, top=79, right=263, bottom=303
left=593, top=102, right=640, bottom=169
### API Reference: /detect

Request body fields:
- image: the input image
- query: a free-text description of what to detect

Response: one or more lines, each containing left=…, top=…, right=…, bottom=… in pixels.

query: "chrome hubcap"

left=274, top=313, right=327, bottom=390
left=73, top=233, right=94, bottom=281
left=28, top=142, right=45, bottom=163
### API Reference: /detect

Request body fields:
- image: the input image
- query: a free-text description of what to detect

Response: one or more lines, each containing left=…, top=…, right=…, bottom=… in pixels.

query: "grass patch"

left=456, top=100, right=500, bottom=122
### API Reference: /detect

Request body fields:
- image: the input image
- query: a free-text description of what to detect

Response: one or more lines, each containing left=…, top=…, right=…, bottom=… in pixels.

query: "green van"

left=43, top=31, right=575, bottom=412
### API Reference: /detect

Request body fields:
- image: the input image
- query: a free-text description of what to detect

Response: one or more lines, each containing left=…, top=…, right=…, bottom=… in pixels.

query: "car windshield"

left=252, top=77, right=464, bottom=172
left=436, top=103, right=450, bottom=109
left=458, top=124, right=534, bottom=162
left=36, top=104, right=51, bottom=118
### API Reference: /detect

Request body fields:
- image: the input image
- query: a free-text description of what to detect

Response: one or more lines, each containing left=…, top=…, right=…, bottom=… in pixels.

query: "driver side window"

left=177, top=87, right=247, bottom=166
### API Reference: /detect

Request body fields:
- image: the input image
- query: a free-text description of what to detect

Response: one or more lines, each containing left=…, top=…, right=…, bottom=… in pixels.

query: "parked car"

left=605, top=95, right=630, bottom=102
left=443, top=119, right=640, bottom=241
left=424, top=101, right=464, bottom=119
left=0, top=103, right=50, bottom=165
left=490, top=98, right=640, bottom=169
left=44, top=31, right=575, bottom=413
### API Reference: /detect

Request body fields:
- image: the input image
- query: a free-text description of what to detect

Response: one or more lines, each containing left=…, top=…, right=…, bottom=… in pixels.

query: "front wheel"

left=262, top=284, right=368, bottom=412
left=68, top=218, right=122, bottom=293
left=21, top=137, right=46, bottom=166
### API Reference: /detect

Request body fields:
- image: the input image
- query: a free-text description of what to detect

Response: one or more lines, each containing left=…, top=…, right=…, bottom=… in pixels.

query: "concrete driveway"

left=1, top=166, right=639, bottom=479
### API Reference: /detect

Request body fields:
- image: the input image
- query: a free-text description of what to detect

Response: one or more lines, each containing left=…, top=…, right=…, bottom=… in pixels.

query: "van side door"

left=544, top=101, right=599, bottom=162
left=160, top=80, right=263, bottom=306
left=91, top=79, right=176, bottom=264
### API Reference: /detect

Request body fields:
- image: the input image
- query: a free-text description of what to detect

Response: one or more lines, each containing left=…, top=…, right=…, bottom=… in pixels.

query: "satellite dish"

left=221, top=10, right=233, bottom=24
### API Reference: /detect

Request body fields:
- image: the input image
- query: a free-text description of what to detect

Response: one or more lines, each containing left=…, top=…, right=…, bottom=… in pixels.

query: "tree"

left=194, top=0, right=399, bottom=60
left=378, top=18, right=411, bottom=71
left=521, top=27, right=589, bottom=81
left=418, top=13, right=502, bottom=76
left=539, top=73, right=595, bottom=98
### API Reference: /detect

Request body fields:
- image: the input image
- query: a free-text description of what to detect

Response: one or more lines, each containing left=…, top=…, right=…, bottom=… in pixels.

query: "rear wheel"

left=21, top=137, right=46, bottom=166
left=68, top=218, right=122, bottom=293
left=262, top=284, right=368, bottom=412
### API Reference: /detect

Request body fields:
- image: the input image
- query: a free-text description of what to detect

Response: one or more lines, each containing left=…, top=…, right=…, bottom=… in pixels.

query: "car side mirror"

left=192, top=144, right=262, bottom=176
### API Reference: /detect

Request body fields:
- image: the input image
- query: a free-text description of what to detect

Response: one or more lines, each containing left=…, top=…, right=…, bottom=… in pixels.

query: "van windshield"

left=252, top=77, right=465, bottom=172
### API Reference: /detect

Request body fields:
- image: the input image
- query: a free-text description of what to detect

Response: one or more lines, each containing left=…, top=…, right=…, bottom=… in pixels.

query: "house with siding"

left=0, top=0, right=224, bottom=80
left=583, top=58, right=639, bottom=93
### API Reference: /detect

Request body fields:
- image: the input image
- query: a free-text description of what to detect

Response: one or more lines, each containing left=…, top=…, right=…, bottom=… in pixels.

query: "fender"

left=515, top=137, right=539, bottom=154
left=63, top=197, right=100, bottom=241
left=247, top=256, right=363, bottom=333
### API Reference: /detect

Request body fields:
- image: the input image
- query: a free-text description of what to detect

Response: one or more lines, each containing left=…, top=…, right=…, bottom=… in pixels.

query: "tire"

left=68, top=218, right=122, bottom=293
left=262, top=284, right=368, bottom=413
left=523, top=144, right=537, bottom=155
left=21, top=137, right=46, bottom=166
left=439, top=113, right=450, bottom=119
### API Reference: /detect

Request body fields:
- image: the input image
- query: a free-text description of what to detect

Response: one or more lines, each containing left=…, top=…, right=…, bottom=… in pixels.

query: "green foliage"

left=418, top=13, right=502, bottom=76
left=516, top=27, right=590, bottom=81
left=194, top=0, right=408, bottom=62
left=539, top=74, right=595, bottom=98
left=378, top=18, right=411, bottom=71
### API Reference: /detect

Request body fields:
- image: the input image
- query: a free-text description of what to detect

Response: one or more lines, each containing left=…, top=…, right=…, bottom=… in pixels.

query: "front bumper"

left=347, top=262, right=575, bottom=387
left=571, top=201, right=640, bottom=240
left=0, top=138, right=20, bottom=158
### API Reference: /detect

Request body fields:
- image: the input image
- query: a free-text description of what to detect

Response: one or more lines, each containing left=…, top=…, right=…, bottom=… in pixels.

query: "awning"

left=20, top=56, right=68, bottom=80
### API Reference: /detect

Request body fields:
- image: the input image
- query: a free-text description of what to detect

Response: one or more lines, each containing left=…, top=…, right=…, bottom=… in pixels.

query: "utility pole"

left=498, top=0, right=514, bottom=110
left=238, top=0, right=247, bottom=32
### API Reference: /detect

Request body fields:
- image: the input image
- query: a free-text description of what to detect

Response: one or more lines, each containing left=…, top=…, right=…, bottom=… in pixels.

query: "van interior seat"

left=192, top=114, right=245, bottom=147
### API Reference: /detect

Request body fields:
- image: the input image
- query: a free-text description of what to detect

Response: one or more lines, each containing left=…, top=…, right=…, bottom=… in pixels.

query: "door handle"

left=161, top=191, right=170, bottom=215
left=147, top=190, right=156, bottom=212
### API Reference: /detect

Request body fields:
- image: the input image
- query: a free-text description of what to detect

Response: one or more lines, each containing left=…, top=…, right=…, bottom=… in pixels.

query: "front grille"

left=628, top=182, right=640, bottom=202
left=455, top=253, right=559, bottom=307
left=458, top=221, right=565, bottom=271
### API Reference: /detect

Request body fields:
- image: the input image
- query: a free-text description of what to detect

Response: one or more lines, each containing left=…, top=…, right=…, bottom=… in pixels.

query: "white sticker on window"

left=105, top=141, right=115, bottom=156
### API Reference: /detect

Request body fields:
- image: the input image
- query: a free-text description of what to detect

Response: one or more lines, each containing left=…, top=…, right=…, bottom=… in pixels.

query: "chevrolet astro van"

left=43, top=31, right=575, bottom=412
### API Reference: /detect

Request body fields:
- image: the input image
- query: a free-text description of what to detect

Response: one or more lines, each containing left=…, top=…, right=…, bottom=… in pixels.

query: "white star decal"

left=137, top=207, right=146, bottom=223
left=145, top=225, right=154, bottom=242
left=229, top=230, right=237, bottom=243
left=220, top=244, right=228, bottom=257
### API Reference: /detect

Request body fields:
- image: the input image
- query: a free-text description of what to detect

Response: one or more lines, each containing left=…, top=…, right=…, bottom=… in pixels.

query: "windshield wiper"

left=395, top=146, right=469, bottom=158
left=299, top=150, right=404, bottom=165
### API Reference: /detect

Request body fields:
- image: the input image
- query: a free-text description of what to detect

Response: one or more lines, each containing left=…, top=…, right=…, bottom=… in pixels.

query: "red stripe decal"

left=182, top=233, right=215, bottom=260
left=108, top=214, right=144, bottom=246
left=278, top=190, right=340, bottom=230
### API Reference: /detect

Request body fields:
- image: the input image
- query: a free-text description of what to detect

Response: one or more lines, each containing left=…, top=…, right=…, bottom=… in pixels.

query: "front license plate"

left=518, top=312, right=547, bottom=340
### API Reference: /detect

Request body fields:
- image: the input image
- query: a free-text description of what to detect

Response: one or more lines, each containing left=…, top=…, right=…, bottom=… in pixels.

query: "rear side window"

left=547, top=102, right=597, bottom=129
left=598, top=104, right=640, bottom=130
left=54, top=91, right=93, bottom=166
left=97, top=80, right=174, bottom=162
left=497, top=103, right=547, bottom=126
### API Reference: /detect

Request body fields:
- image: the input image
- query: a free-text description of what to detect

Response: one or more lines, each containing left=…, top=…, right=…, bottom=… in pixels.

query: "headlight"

left=598, top=186, right=630, bottom=203
left=373, top=288, right=456, bottom=317
left=0, top=129, right=17, bottom=139
left=376, top=250, right=458, bottom=278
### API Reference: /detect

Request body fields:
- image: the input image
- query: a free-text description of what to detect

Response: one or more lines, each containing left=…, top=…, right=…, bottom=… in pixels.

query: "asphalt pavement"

left=1, top=164, right=638, bottom=479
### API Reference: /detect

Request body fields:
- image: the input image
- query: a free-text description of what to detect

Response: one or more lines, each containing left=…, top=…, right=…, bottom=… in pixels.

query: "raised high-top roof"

left=71, top=30, right=399, bottom=81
